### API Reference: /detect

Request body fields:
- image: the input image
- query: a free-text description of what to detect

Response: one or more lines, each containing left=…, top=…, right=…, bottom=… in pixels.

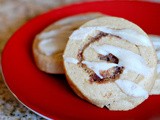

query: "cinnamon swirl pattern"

left=63, top=17, right=157, bottom=111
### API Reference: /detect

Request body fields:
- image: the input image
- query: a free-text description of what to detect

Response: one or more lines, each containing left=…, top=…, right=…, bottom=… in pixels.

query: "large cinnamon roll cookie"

left=149, top=35, right=160, bottom=95
left=32, top=12, right=104, bottom=74
left=63, top=16, right=157, bottom=111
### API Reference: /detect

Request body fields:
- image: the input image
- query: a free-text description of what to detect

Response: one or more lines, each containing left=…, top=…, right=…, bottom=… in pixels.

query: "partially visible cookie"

left=63, top=16, right=157, bottom=111
left=149, top=35, right=160, bottom=95
left=32, top=13, right=104, bottom=74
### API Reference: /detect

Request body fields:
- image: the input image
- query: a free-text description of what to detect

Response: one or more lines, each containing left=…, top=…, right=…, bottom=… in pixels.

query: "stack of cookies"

left=32, top=13, right=160, bottom=111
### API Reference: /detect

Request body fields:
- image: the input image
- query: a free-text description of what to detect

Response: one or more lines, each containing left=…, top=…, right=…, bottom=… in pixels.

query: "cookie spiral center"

left=77, top=31, right=125, bottom=83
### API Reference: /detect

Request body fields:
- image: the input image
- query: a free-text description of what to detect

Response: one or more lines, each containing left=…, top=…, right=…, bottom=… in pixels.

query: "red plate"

left=1, top=1, right=160, bottom=120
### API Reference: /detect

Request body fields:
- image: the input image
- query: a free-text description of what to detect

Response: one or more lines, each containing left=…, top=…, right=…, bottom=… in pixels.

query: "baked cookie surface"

left=63, top=16, right=157, bottom=111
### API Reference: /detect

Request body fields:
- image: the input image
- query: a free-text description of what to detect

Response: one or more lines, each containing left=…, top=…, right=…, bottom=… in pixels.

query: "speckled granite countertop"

left=0, top=0, right=84, bottom=119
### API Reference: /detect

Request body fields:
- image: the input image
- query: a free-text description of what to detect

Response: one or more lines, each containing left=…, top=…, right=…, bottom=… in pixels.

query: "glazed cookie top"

left=63, top=16, right=157, bottom=109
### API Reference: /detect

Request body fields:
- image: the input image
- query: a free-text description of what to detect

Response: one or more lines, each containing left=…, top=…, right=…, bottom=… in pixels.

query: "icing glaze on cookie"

left=38, top=27, right=72, bottom=56
left=115, top=79, right=148, bottom=98
left=149, top=35, right=160, bottom=73
left=149, top=35, right=160, bottom=49
left=157, top=51, right=160, bottom=60
left=64, top=57, right=79, bottom=64
left=64, top=56, right=149, bottom=97
left=157, top=64, right=160, bottom=73
left=91, top=44, right=151, bottom=76
left=39, top=30, right=60, bottom=39
left=39, top=25, right=73, bottom=40
left=149, top=35, right=160, bottom=95
left=65, top=31, right=152, bottom=80
left=63, top=17, right=157, bottom=110
left=82, top=61, right=117, bottom=78
left=153, top=42, right=160, bottom=50
left=38, top=38, right=65, bottom=56
left=70, top=27, right=151, bottom=46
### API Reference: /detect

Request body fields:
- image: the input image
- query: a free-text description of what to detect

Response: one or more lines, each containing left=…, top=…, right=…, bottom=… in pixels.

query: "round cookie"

left=63, top=16, right=157, bottom=111
left=32, top=13, right=104, bottom=74
left=149, top=35, right=160, bottom=95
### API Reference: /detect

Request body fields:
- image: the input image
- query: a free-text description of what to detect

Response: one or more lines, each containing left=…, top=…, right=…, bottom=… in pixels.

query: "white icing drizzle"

left=64, top=56, right=149, bottom=98
left=149, top=35, right=160, bottom=94
left=38, top=38, right=66, bottom=56
left=38, top=26, right=73, bottom=56
left=39, top=30, right=60, bottom=39
left=149, top=35, right=160, bottom=59
left=115, top=79, right=148, bottom=98
left=82, top=61, right=117, bottom=79
left=149, top=35, right=160, bottom=74
left=91, top=44, right=150, bottom=76
left=70, top=26, right=151, bottom=46
left=149, top=35, right=160, bottom=42
left=153, top=42, right=160, bottom=50
left=157, top=64, right=160, bottom=73
left=64, top=57, right=79, bottom=64
left=39, top=25, right=73, bottom=40
left=149, top=35, right=160, bottom=50
left=157, top=51, right=160, bottom=60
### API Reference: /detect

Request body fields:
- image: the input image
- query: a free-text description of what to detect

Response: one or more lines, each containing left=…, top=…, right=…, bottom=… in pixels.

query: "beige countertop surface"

left=0, top=0, right=84, bottom=119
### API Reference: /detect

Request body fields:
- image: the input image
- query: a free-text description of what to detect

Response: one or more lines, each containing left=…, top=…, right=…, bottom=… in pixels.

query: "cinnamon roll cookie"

left=32, top=13, right=103, bottom=74
left=63, top=16, right=157, bottom=111
left=149, top=35, right=160, bottom=95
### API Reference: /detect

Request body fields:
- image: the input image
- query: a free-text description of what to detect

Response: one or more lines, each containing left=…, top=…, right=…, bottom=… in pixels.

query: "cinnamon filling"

left=77, top=31, right=124, bottom=83
left=77, top=32, right=108, bottom=61
left=99, top=53, right=119, bottom=64
left=90, top=66, right=124, bottom=83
